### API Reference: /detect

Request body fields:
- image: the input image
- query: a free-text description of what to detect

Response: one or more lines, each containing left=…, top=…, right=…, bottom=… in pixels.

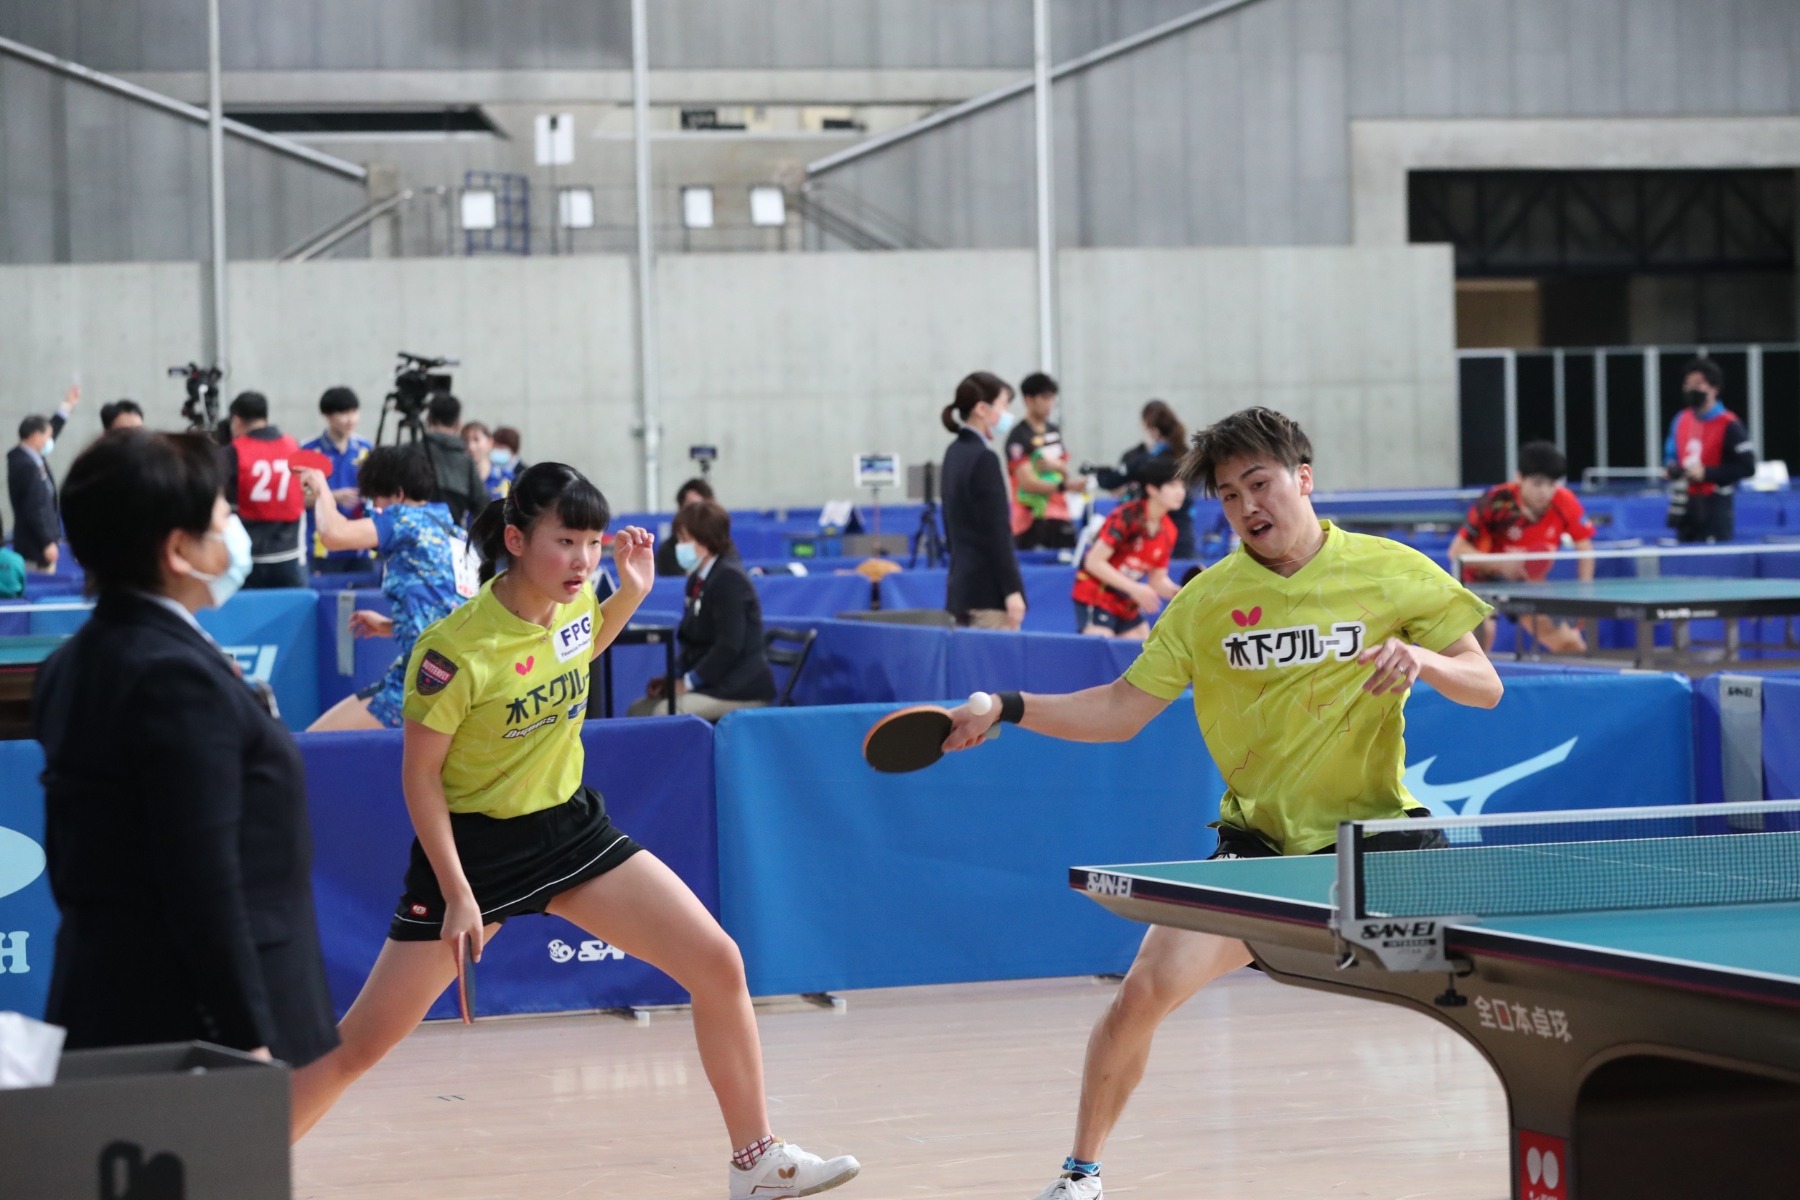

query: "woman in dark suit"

left=33, top=430, right=338, bottom=1139
left=940, top=371, right=1026, bottom=629
left=628, top=499, right=775, bottom=720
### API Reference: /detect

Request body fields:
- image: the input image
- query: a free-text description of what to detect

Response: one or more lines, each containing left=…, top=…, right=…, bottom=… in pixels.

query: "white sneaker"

left=1031, top=1171, right=1103, bottom=1200
left=727, top=1139, right=860, bottom=1199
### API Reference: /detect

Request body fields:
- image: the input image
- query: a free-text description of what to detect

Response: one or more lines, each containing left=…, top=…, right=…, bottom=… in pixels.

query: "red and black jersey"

left=232, top=432, right=305, bottom=524
left=1072, top=499, right=1176, bottom=618
left=1458, top=482, right=1595, bottom=583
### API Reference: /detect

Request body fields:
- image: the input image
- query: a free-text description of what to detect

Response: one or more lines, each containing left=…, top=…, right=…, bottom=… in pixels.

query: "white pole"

left=205, top=0, right=229, bottom=370
left=1031, top=0, right=1056, bottom=378
left=631, top=0, right=661, bottom=510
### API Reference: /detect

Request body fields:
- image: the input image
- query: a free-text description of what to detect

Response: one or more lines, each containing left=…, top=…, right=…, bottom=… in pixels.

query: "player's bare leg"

left=292, top=921, right=503, bottom=1140
left=1071, top=926, right=1252, bottom=1160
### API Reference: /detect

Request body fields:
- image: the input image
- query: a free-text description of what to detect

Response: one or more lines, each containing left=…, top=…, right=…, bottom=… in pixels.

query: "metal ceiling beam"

left=0, top=32, right=366, bottom=181
left=806, top=0, right=1267, bottom=177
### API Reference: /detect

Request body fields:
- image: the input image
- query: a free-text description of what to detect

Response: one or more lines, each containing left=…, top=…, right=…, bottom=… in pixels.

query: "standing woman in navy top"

left=940, top=371, right=1026, bottom=629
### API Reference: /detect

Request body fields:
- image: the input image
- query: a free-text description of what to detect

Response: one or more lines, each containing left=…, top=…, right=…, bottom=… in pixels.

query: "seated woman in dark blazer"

left=628, top=499, right=775, bottom=720
left=33, top=430, right=339, bottom=1140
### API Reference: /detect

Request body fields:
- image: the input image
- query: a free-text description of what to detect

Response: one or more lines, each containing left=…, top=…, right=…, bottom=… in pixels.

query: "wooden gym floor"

left=294, top=970, right=1507, bottom=1199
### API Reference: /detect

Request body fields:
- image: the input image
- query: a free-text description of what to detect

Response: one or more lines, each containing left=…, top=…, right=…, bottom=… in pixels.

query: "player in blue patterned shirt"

left=302, top=447, right=477, bottom=730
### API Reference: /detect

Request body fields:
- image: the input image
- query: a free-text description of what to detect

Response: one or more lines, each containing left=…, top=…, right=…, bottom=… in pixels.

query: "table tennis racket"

left=454, top=933, right=476, bottom=1024
left=290, top=448, right=334, bottom=475
left=862, top=693, right=1000, bottom=774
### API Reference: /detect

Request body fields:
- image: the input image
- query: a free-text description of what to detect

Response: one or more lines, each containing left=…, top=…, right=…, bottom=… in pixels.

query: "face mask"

left=185, top=515, right=254, bottom=608
left=40, top=437, right=54, bottom=457
left=489, top=448, right=513, bottom=467
left=993, top=411, right=1016, bottom=437
left=675, top=542, right=702, bottom=572
left=1683, top=389, right=1710, bottom=410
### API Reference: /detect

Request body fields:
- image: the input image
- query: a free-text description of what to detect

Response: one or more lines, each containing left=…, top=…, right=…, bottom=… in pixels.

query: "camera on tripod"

left=168, top=363, right=223, bottom=434
left=380, top=351, right=458, bottom=443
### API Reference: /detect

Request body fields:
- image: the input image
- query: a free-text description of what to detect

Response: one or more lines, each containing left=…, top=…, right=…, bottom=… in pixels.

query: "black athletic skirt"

left=388, top=786, right=642, bottom=941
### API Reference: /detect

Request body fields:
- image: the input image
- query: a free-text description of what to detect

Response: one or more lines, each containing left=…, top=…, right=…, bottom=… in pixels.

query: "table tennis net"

left=1348, top=801, right=1800, bottom=919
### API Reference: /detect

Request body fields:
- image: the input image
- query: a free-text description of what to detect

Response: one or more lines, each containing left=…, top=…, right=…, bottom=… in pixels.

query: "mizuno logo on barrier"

left=1404, top=738, right=1578, bottom=836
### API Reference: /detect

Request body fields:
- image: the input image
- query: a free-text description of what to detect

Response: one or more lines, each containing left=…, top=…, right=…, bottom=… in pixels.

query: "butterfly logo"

left=1230, top=606, right=1263, bottom=627
left=515, top=656, right=536, bottom=675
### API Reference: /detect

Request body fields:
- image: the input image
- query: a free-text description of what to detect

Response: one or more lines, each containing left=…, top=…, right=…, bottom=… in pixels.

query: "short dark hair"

left=360, top=445, right=437, bottom=502
left=1517, top=440, right=1568, bottom=482
left=62, top=431, right=223, bottom=595
left=1020, top=372, right=1058, bottom=399
left=18, top=415, right=49, bottom=441
left=1179, top=407, right=1313, bottom=498
left=675, top=476, right=714, bottom=506
left=229, top=391, right=269, bottom=423
left=1683, top=356, right=1724, bottom=391
left=319, top=386, right=360, bottom=415
left=1138, top=456, right=1181, bottom=489
left=491, top=425, right=522, bottom=454
left=469, top=462, right=610, bottom=584
left=426, top=393, right=461, bottom=428
left=672, top=499, right=735, bottom=558
left=99, top=400, right=144, bottom=430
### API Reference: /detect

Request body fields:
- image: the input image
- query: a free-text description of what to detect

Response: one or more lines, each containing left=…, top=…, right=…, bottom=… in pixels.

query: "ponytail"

left=470, top=497, right=511, bottom=584
left=942, top=371, right=1012, bottom=435
left=469, top=461, right=610, bottom=584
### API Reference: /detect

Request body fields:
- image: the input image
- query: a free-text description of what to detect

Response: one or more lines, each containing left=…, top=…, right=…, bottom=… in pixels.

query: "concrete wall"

left=814, top=0, right=1800, bottom=250
left=0, top=245, right=1454, bottom=529
left=0, top=1, right=1208, bottom=73
left=0, top=52, right=366, bottom=264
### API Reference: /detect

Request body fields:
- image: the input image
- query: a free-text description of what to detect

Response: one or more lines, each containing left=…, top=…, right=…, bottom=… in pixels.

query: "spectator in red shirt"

left=1448, top=441, right=1596, bottom=653
left=1071, top=457, right=1186, bottom=638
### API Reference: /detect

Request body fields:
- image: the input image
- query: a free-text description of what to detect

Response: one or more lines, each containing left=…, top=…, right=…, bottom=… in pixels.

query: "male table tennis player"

left=942, top=407, right=1504, bottom=1199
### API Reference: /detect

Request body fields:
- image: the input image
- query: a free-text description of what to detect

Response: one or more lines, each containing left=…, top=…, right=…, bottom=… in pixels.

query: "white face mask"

left=40, top=436, right=54, bottom=457
left=993, top=410, right=1016, bottom=438
left=184, top=515, right=254, bottom=608
left=489, top=447, right=513, bottom=467
left=674, top=541, right=702, bottom=572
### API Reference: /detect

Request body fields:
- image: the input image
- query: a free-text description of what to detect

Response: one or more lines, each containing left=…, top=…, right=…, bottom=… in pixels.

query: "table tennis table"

left=1474, top=576, right=1800, bottom=670
left=1073, top=802, right=1800, bottom=1200
left=0, top=634, right=65, bottom=740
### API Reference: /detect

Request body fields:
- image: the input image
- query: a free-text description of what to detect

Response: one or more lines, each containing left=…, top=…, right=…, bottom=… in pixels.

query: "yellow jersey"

left=402, top=578, right=601, bottom=819
left=1125, top=521, right=1491, bottom=854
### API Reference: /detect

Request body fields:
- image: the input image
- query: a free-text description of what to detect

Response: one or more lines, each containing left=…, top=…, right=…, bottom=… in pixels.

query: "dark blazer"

left=6, top=414, right=64, bottom=565
left=941, top=427, right=1024, bottom=615
left=415, top=431, right=488, bottom=527
left=678, top=559, right=776, bottom=702
left=33, top=592, right=338, bottom=1066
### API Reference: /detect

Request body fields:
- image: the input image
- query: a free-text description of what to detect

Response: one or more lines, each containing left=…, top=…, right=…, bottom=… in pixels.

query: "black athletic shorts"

left=388, top=786, right=643, bottom=941
left=1073, top=602, right=1146, bottom=636
left=1208, top=807, right=1446, bottom=860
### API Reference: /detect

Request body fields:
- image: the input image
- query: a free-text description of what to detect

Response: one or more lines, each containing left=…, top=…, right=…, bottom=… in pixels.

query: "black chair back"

left=763, top=626, right=819, bottom=707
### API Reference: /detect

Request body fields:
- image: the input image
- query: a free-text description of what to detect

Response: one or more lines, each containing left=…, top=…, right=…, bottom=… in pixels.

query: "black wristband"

left=997, top=690, right=1025, bottom=725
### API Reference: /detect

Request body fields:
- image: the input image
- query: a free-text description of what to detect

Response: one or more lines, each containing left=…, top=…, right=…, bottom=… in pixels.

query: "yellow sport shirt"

left=402, top=577, right=600, bottom=819
left=1125, top=521, right=1491, bottom=855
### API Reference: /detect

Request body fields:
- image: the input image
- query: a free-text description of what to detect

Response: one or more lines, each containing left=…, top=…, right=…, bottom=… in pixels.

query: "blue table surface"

left=1089, top=857, right=1800, bottom=983
left=0, top=634, right=66, bottom=665
left=1474, top=577, right=1800, bottom=603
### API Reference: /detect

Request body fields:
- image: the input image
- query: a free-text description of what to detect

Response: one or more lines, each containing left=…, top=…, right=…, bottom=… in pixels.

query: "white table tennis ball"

left=968, top=692, right=994, bottom=715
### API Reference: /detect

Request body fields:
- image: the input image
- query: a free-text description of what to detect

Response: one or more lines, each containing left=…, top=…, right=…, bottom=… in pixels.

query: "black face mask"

left=1683, top=389, right=1710, bottom=410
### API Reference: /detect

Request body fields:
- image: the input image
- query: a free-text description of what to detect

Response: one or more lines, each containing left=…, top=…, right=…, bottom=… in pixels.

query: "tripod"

left=909, top=462, right=945, bottom=568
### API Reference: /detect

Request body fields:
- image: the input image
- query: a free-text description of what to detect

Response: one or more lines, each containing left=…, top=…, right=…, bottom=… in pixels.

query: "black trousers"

left=1674, top=491, right=1735, bottom=544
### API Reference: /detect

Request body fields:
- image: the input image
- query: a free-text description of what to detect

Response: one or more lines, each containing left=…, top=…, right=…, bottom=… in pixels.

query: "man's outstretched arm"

left=943, top=675, right=1173, bottom=752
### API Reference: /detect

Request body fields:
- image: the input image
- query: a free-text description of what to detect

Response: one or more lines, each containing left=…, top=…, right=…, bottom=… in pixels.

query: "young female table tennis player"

left=292, top=462, right=859, bottom=1198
